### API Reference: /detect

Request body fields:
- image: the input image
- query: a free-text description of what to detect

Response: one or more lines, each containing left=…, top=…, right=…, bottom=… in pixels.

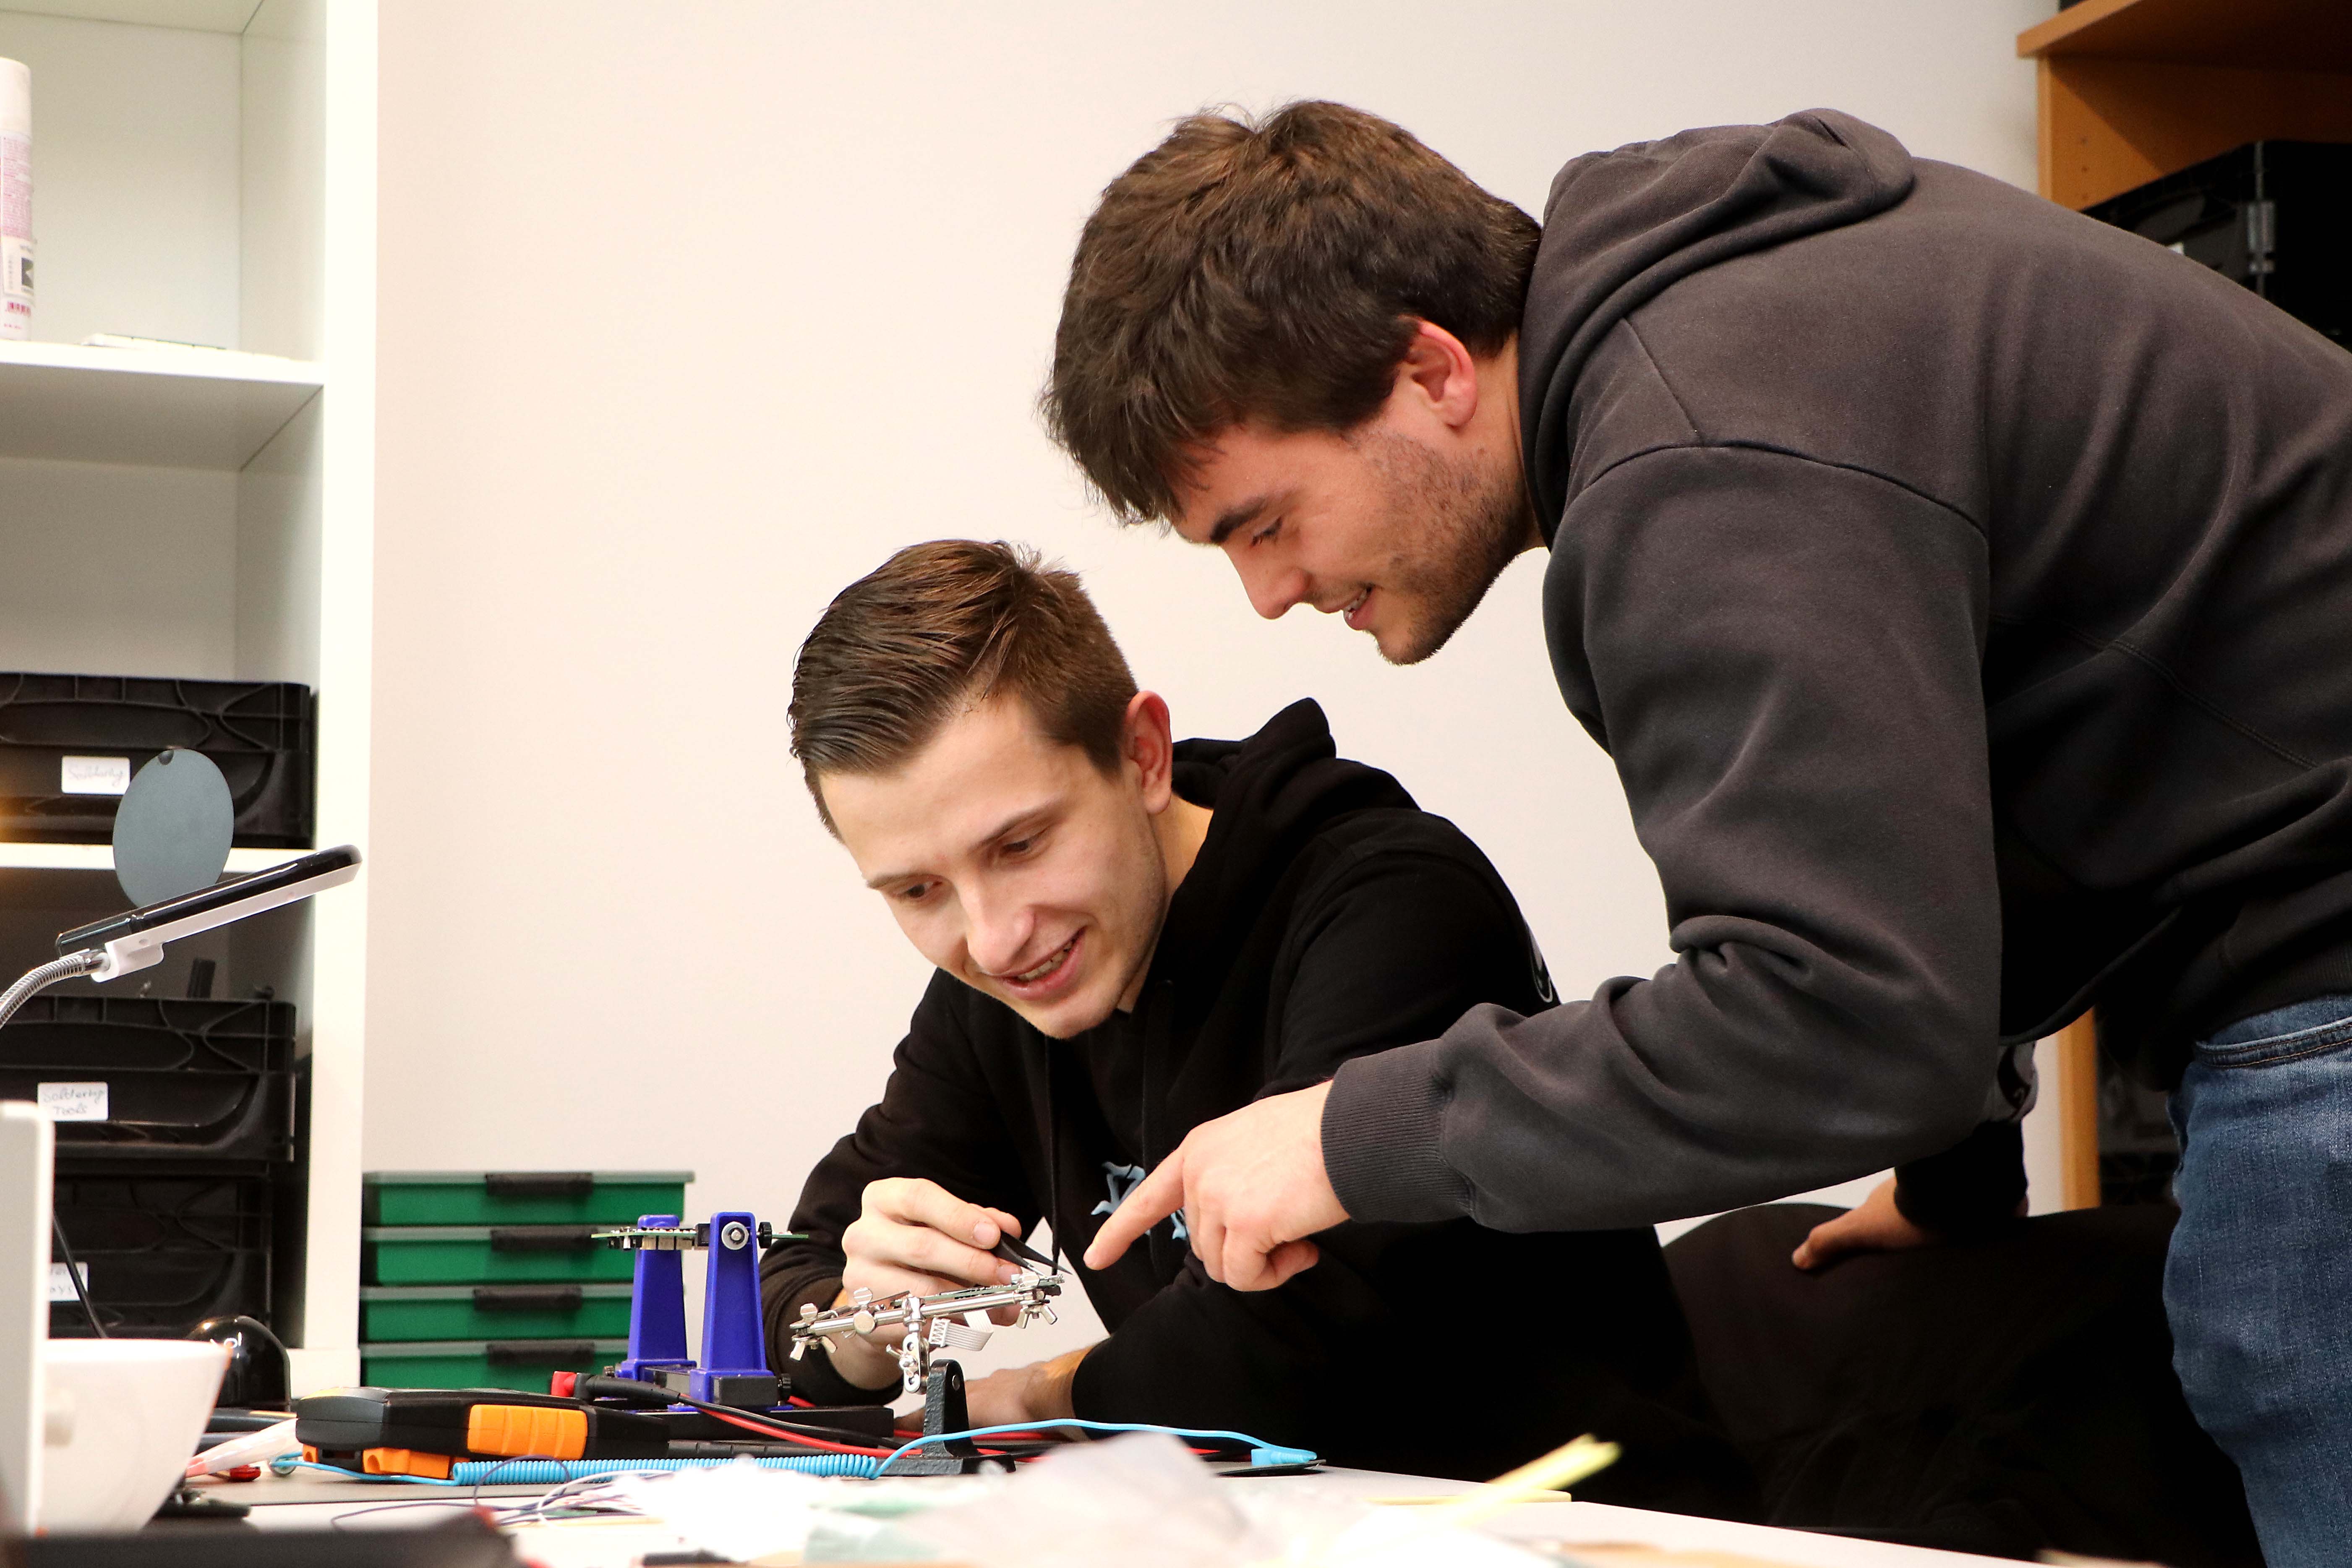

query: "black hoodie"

left=761, top=701, right=1749, bottom=1499
left=1323, top=110, right=2352, bottom=1235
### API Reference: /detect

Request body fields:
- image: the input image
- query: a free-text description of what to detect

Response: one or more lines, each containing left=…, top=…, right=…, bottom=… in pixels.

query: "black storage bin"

left=2086, top=140, right=2352, bottom=346
left=0, top=673, right=315, bottom=847
left=51, top=1169, right=274, bottom=1337
left=0, top=996, right=297, bottom=1165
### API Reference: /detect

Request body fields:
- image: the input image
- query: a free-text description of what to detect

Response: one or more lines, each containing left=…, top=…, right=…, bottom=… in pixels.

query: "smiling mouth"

left=1005, top=934, right=1078, bottom=987
left=1342, top=588, right=1372, bottom=630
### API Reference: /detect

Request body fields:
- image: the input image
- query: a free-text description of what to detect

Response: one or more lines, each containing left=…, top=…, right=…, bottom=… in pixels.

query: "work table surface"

left=216, top=1464, right=2022, bottom=1566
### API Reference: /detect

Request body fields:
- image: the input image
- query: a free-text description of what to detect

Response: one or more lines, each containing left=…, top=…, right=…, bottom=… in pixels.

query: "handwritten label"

left=37, top=1082, right=108, bottom=1122
left=59, top=756, right=131, bottom=796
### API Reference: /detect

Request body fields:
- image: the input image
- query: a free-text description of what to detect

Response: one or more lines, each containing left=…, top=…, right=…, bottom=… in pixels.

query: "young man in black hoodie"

left=1049, top=104, right=2352, bottom=1561
left=759, top=538, right=1746, bottom=1501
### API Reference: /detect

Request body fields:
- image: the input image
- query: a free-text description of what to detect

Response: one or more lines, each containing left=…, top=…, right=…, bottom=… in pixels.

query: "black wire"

left=569, top=1375, right=891, bottom=1452
left=50, top=1213, right=106, bottom=1338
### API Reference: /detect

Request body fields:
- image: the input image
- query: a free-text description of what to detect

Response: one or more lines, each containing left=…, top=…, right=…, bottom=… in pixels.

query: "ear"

left=1122, top=691, right=1177, bottom=812
left=1391, top=318, right=1481, bottom=432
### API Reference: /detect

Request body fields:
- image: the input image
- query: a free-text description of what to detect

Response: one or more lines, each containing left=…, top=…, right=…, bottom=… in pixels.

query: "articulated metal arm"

left=789, top=1271, right=1065, bottom=1395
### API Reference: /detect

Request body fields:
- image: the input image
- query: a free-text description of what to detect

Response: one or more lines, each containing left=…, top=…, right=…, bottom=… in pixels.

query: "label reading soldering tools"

left=37, top=1082, right=107, bottom=1121
left=60, top=756, right=131, bottom=796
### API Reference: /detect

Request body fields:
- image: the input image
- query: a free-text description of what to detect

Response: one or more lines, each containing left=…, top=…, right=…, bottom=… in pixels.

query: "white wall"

left=368, top=0, right=2056, bottom=1372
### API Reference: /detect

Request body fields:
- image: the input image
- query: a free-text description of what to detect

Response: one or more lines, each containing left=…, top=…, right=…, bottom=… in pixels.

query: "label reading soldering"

left=47, top=1262, right=87, bottom=1303
left=60, top=756, right=130, bottom=795
left=37, top=1081, right=107, bottom=1121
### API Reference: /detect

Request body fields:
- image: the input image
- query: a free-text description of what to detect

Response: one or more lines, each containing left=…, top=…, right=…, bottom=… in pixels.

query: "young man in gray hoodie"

left=1054, top=102, right=2352, bottom=1563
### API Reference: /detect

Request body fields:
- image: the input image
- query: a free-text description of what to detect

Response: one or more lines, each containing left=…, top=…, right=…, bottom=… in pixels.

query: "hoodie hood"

left=1154, top=698, right=1415, bottom=980
left=1517, top=109, right=1915, bottom=536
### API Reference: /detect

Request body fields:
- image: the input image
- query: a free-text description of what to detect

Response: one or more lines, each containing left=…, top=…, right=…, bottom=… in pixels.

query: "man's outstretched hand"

left=1081, top=1080, right=1347, bottom=1289
left=1789, top=1176, right=1936, bottom=1271
left=1791, top=1173, right=2028, bottom=1271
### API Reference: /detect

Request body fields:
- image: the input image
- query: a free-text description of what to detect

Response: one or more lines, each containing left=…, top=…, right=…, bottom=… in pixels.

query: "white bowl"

left=39, top=1338, right=229, bottom=1533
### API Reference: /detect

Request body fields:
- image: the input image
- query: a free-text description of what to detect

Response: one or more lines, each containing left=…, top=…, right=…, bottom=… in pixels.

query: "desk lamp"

left=0, top=844, right=361, bottom=1029
left=1, top=751, right=360, bottom=1531
left=0, top=746, right=360, bottom=1026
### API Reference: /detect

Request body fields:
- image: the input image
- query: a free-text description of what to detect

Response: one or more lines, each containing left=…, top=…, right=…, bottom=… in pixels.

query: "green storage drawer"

left=363, top=1225, right=636, bottom=1285
left=360, top=1338, right=627, bottom=1394
left=359, top=1282, right=634, bottom=1341
left=363, top=1170, right=692, bottom=1226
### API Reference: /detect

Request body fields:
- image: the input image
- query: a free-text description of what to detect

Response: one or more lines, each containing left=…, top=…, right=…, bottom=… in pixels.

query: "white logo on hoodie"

left=1093, top=1161, right=1189, bottom=1242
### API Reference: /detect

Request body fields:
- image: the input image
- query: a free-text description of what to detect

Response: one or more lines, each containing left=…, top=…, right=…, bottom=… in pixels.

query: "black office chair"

left=1663, top=1202, right=2259, bottom=1565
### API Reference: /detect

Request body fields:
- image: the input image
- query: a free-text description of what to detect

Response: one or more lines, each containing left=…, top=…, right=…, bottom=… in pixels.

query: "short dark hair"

left=1044, top=99, right=1540, bottom=525
left=789, top=540, right=1138, bottom=832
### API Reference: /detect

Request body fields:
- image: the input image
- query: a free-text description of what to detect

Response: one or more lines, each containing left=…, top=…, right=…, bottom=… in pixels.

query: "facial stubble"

left=1354, top=425, right=1533, bottom=665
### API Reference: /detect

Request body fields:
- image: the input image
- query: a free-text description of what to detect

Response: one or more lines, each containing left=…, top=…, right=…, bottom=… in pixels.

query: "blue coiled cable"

left=452, top=1454, right=880, bottom=1483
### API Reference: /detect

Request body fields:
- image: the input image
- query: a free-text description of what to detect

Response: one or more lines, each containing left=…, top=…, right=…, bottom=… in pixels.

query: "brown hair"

left=789, top=540, right=1138, bottom=832
left=1044, top=99, right=1539, bottom=525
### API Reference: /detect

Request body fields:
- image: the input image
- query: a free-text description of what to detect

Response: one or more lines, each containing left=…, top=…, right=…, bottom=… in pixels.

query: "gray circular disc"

left=115, top=749, right=235, bottom=908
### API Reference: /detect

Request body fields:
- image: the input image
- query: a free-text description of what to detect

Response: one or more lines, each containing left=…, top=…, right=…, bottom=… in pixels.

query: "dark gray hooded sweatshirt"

left=1322, top=110, right=2352, bottom=1233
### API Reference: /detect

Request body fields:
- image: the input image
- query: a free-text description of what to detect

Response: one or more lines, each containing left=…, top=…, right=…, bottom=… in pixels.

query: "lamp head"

left=58, top=845, right=362, bottom=981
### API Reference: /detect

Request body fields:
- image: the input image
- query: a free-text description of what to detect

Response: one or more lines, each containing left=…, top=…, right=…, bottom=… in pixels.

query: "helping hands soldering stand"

left=790, top=1268, right=1066, bottom=1474
left=596, top=1213, right=790, bottom=1408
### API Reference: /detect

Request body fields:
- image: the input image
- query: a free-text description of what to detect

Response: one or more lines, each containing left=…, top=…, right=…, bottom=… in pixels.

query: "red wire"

left=694, top=1404, right=896, bottom=1458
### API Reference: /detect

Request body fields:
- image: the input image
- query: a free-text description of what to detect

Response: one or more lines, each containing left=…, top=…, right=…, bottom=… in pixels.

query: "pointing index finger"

left=1083, top=1152, right=1186, bottom=1270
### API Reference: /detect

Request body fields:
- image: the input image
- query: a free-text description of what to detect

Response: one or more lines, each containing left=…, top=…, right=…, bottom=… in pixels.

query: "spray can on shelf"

left=0, top=57, right=27, bottom=341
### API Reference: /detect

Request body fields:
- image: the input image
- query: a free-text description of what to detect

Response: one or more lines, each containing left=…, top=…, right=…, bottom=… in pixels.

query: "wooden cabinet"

left=2021, top=0, right=2352, bottom=211
left=2020, top=0, right=2350, bottom=1206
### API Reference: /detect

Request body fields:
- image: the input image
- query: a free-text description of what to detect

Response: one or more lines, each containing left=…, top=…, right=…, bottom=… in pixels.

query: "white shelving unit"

left=0, top=0, right=374, bottom=1390
left=0, top=341, right=323, bottom=467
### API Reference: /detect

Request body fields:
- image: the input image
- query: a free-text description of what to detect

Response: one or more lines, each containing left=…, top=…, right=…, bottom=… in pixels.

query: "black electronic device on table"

left=292, top=1385, right=896, bottom=1479
left=295, top=1388, right=675, bottom=1478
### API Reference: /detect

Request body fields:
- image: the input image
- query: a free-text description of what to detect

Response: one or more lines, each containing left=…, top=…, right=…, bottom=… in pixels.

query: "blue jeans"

left=2168, top=992, right=2352, bottom=1568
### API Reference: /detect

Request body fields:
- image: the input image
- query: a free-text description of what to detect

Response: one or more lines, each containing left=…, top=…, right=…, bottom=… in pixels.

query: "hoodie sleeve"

left=760, top=975, right=1039, bottom=1403
left=1321, top=444, right=2004, bottom=1230
left=1071, top=839, right=1547, bottom=1443
left=1893, top=1118, right=2027, bottom=1234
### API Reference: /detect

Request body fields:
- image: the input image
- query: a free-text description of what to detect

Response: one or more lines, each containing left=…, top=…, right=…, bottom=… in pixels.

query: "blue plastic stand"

left=615, top=1212, right=691, bottom=1382
left=689, top=1211, right=773, bottom=1404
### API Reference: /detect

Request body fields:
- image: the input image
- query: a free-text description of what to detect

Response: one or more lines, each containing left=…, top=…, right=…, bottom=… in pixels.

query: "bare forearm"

left=964, top=1344, right=1094, bottom=1427
left=1026, top=1346, right=1089, bottom=1419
